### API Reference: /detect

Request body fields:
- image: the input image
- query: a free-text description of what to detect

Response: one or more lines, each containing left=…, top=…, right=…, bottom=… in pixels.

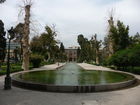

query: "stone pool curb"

left=11, top=63, right=137, bottom=92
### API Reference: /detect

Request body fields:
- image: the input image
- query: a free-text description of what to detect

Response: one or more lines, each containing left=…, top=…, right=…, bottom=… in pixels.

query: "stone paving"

left=30, top=62, right=65, bottom=71
left=0, top=63, right=140, bottom=105
left=78, top=63, right=113, bottom=71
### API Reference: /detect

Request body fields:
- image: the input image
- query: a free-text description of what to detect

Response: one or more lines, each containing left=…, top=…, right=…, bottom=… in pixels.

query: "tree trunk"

left=108, top=16, right=114, bottom=57
left=94, top=34, right=100, bottom=65
left=95, top=49, right=99, bottom=65
left=22, top=5, right=31, bottom=71
left=47, top=52, right=51, bottom=62
left=20, top=41, right=23, bottom=61
left=108, top=40, right=114, bottom=57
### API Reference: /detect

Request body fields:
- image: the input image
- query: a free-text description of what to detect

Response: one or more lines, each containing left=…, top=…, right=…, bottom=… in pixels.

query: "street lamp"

left=4, top=27, right=15, bottom=90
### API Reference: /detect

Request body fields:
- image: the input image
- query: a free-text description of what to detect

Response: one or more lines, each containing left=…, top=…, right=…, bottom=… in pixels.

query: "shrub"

left=107, top=44, right=140, bottom=70
left=30, top=54, right=43, bottom=68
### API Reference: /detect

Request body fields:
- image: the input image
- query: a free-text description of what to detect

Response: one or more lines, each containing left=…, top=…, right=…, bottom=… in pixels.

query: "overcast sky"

left=0, top=0, right=140, bottom=47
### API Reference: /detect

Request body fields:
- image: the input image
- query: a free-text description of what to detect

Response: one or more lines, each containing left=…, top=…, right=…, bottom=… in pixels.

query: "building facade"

left=65, top=46, right=79, bottom=62
left=5, top=41, right=20, bottom=62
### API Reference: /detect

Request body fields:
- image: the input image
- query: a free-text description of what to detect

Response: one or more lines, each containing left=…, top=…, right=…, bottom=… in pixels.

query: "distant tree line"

left=77, top=15, right=140, bottom=71
left=77, top=34, right=101, bottom=64
left=104, top=16, right=140, bottom=72
left=0, top=20, right=67, bottom=68
left=30, top=25, right=67, bottom=65
left=1, top=0, right=140, bottom=73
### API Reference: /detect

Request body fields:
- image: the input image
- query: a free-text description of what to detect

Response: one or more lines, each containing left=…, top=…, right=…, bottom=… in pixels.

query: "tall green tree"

left=77, top=34, right=87, bottom=62
left=77, top=34, right=94, bottom=62
left=117, top=20, right=129, bottom=50
left=59, top=42, right=66, bottom=61
left=90, top=34, right=102, bottom=64
left=30, top=25, right=60, bottom=63
left=30, top=36, right=43, bottom=54
left=0, top=20, right=6, bottom=62
left=60, top=43, right=65, bottom=53
left=13, top=23, right=24, bottom=43
left=39, top=25, right=57, bottom=62
left=102, top=36, right=110, bottom=59
left=104, top=17, right=130, bottom=58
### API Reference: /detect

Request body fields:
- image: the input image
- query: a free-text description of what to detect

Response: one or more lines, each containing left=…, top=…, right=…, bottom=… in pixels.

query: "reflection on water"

left=16, top=63, right=133, bottom=86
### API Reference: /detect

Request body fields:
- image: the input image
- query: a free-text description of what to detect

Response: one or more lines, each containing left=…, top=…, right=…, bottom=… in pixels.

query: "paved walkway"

left=78, top=63, right=113, bottom=71
left=31, top=62, right=65, bottom=71
left=0, top=63, right=140, bottom=105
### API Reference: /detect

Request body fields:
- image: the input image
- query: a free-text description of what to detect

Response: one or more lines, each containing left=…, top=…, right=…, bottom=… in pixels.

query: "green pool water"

left=14, top=63, right=133, bottom=86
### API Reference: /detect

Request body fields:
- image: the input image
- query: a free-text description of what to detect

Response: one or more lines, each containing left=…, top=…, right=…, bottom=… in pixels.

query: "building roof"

left=65, top=46, right=79, bottom=50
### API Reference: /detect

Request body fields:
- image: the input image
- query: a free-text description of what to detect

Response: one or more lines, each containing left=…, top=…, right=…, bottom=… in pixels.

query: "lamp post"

left=4, top=27, right=15, bottom=90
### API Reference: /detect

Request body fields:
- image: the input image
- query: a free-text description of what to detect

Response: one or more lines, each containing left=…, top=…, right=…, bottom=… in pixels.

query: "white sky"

left=0, top=0, right=140, bottom=47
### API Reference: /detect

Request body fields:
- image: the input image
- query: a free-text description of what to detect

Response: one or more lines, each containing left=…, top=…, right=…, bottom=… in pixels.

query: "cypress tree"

left=0, top=20, right=6, bottom=62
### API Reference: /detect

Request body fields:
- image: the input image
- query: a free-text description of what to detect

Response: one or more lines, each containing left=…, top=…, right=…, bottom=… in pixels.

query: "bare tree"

left=21, top=0, right=32, bottom=70
left=108, top=16, right=115, bottom=57
left=105, top=9, right=115, bottom=57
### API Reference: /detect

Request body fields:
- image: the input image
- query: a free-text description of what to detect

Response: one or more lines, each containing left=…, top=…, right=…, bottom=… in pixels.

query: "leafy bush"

left=30, top=54, right=43, bottom=68
left=0, top=64, right=22, bottom=76
left=107, top=44, right=140, bottom=72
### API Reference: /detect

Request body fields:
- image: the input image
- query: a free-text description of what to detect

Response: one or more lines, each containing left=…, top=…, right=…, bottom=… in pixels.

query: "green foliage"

left=13, top=23, right=24, bottom=42
left=129, top=32, right=140, bottom=46
left=117, top=21, right=130, bottom=50
left=0, top=63, right=33, bottom=76
left=77, top=34, right=93, bottom=62
left=13, top=23, right=24, bottom=61
left=128, top=45, right=140, bottom=67
left=30, top=25, right=62, bottom=62
left=0, top=63, right=22, bottom=75
left=30, top=54, right=43, bottom=68
left=77, top=34, right=102, bottom=63
left=30, top=36, right=43, bottom=54
left=90, top=34, right=102, bottom=64
left=104, top=18, right=130, bottom=58
left=110, top=20, right=130, bottom=51
left=107, top=44, right=140, bottom=71
left=41, top=60, right=54, bottom=66
left=8, top=27, right=15, bottom=40
left=107, top=49, right=130, bottom=68
left=60, top=43, right=65, bottom=53
left=0, top=20, right=6, bottom=62
left=59, top=42, right=66, bottom=62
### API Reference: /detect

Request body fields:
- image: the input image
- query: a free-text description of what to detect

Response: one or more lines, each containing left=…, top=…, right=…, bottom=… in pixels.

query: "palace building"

left=65, top=46, right=79, bottom=62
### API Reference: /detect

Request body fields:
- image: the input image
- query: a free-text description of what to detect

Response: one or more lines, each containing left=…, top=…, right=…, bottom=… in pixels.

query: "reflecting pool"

left=14, top=63, right=134, bottom=86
